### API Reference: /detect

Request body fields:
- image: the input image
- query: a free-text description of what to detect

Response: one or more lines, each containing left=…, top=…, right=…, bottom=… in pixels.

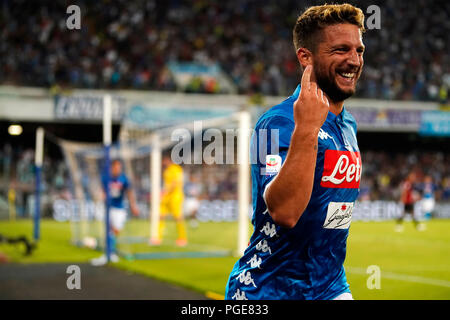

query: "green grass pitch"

left=0, top=219, right=449, bottom=300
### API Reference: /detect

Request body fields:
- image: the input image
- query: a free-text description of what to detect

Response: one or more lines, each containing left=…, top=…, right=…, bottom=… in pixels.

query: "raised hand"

left=293, top=65, right=330, bottom=132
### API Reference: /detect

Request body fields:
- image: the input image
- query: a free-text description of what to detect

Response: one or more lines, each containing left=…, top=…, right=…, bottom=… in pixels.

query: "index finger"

left=301, top=65, right=312, bottom=90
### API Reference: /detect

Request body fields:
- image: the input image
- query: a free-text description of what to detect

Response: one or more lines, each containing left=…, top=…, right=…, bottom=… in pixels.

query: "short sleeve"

left=251, top=115, right=295, bottom=200
left=122, top=175, right=130, bottom=190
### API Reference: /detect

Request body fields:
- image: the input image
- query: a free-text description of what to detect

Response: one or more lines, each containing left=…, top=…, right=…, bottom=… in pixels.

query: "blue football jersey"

left=225, top=85, right=362, bottom=300
left=102, top=173, right=130, bottom=209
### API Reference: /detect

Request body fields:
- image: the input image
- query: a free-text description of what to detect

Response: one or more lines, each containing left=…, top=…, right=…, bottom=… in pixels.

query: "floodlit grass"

left=117, top=220, right=240, bottom=256
left=1, top=219, right=449, bottom=299
left=345, top=221, right=450, bottom=300
left=0, top=220, right=99, bottom=263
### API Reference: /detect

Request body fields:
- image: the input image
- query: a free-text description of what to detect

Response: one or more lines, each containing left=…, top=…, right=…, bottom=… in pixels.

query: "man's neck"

left=329, top=101, right=344, bottom=116
left=322, top=91, right=344, bottom=115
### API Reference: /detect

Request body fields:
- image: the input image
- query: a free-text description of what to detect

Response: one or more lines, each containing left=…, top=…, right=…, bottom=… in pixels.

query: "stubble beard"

left=313, top=61, right=359, bottom=103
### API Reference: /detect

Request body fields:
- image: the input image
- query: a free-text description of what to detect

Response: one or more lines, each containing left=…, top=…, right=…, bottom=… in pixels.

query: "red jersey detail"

left=402, top=181, right=414, bottom=204
left=321, top=150, right=362, bottom=189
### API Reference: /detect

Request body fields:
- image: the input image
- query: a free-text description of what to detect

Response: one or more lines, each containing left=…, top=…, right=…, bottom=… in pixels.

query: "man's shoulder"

left=256, top=96, right=296, bottom=130
left=343, top=108, right=358, bottom=131
left=168, top=164, right=183, bottom=173
left=118, top=173, right=129, bottom=184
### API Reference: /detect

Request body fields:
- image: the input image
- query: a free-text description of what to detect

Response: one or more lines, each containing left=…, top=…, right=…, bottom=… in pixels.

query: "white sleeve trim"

left=262, top=177, right=276, bottom=206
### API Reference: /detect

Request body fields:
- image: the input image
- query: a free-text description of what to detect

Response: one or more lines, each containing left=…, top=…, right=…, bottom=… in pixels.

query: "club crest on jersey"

left=321, top=150, right=361, bottom=188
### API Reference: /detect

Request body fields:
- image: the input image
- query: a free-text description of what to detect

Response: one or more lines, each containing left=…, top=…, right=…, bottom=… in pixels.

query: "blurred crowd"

left=0, top=144, right=70, bottom=217
left=359, top=151, right=450, bottom=202
left=1, top=0, right=449, bottom=101
left=184, top=151, right=450, bottom=203
left=0, top=144, right=449, bottom=219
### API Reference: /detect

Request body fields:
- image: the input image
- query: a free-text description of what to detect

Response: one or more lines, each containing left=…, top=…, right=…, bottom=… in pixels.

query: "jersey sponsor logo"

left=110, top=181, right=124, bottom=198
left=265, top=155, right=282, bottom=175
left=321, top=150, right=362, bottom=188
left=255, top=239, right=272, bottom=254
left=246, top=254, right=262, bottom=269
left=232, top=288, right=248, bottom=300
left=236, top=269, right=257, bottom=288
left=323, top=202, right=354, bottom=229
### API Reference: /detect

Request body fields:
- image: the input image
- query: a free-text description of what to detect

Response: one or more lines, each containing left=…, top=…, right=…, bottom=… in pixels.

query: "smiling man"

left=225, top=4, right=365, bottom=300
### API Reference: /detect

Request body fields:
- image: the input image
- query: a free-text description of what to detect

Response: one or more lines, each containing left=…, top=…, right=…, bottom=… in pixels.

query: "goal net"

left=58, top=99, right=254, bottom=260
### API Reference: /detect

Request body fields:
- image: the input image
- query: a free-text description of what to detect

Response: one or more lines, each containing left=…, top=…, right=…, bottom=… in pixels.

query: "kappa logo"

left=318, top=128, right=332, bottom=140
left=255, top=239, right=272, bottom=254
left=232, top=288, right=248, bottom=300
left=236, top=270, right=257, bottom=288
left=321, top=150, right=362, bottom=188
left=260, top=222, right=277, bottom=237
left=246, top=254, right=263, bottom=269
left=323, top=202, right=354, bottom=229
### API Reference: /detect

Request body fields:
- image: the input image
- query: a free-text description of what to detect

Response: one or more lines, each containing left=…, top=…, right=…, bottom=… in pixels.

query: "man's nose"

left=347, top=49, right=361, bottom=67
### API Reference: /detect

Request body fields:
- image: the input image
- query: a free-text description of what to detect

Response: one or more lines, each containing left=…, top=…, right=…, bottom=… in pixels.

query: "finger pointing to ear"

left=301, top=65, right=312, bottom=91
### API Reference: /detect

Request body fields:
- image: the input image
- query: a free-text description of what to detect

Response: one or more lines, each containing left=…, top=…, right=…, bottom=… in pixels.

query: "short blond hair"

left=293, top=3, right=365, bottom=52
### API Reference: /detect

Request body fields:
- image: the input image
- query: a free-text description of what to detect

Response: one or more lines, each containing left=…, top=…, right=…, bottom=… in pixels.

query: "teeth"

left=339, top=72, right=355, bottom=78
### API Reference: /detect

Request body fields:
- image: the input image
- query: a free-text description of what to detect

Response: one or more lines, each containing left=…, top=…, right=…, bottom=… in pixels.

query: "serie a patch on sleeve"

left=265, top=155, right=282, bottom=175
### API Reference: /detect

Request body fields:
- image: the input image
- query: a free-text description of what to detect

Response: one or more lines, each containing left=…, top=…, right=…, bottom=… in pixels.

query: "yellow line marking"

left=205, top=291, right=225, bottom=300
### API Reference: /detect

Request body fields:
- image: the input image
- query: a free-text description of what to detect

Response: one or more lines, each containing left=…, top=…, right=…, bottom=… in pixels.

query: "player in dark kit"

left=395, top=172, right=426, bottom=232
left=226, top=4, right=366, bottom=300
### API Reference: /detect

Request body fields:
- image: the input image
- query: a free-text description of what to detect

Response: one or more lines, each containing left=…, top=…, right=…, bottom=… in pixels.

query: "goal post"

left=103, top=94, right=112, bottom=262
left=119, top=105, right=254, bottom=257
left=149, top=132, right=161, bottom=244
left=56, top=95, right=256, bottom=259
left=237, top=111, right=251, bottom=256
left=34, top=127, right=44, bottom=242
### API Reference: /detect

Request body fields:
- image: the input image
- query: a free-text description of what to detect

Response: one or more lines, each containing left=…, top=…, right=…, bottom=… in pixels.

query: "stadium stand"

left=0, top=0, right=448, bottom=101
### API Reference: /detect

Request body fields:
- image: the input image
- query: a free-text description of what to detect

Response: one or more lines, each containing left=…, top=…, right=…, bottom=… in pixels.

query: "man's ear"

left=296, top=47, right=313, bottom=70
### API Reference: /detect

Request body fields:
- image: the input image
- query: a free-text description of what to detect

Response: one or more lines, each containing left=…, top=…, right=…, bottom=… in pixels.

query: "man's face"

left=162, top=156, right=171, bottom=169
left=111, top=161, right=122, bottom=177
left=312, top=23, right=365, bottom=102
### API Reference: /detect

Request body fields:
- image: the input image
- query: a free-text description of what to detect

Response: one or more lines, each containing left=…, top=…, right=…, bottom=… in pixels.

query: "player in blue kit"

left=91, top=159, right=139, bottom=266
left=225, top=4, right=365, bottom=300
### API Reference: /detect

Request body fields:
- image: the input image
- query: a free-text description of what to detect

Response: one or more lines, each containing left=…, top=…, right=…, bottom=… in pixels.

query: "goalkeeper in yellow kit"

left=156, top=155, right=187, bottom=246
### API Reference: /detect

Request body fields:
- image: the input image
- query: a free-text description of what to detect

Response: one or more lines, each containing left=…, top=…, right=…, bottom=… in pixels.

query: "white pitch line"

left=346, top=267, right=450, bottom=288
